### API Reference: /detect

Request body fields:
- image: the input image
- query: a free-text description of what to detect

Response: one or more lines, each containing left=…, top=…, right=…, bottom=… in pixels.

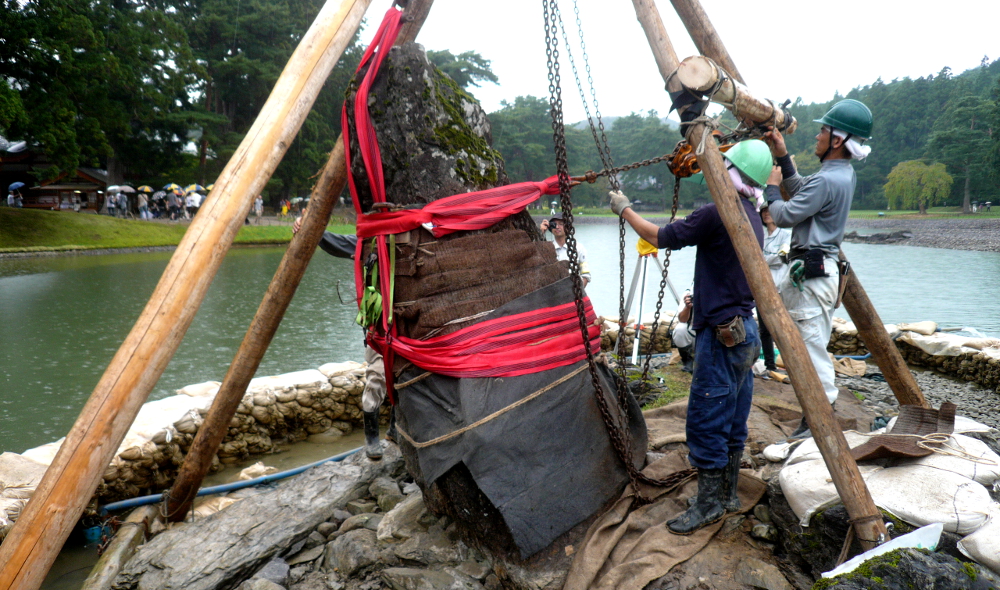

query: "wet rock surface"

left=845, top=218, right=1000, bottom=252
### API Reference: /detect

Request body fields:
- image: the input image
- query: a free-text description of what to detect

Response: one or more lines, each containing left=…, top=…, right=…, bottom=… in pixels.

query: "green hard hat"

left=724, top=139, right=772, bottom=188
left=814, top=99, right=873, bottom=140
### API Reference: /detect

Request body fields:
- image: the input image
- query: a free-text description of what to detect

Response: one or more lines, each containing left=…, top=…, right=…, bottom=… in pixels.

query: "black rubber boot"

left=788, top=415, right=811, bottom=440
left=721, top=451, right=742, bottom=512
left=668, top=468, right=725, bottom=535
left=363, top=410, right=383, bottom=461
left=385, top=406, right=398, bottom=444
left=678, top=344, right=695, bottom=373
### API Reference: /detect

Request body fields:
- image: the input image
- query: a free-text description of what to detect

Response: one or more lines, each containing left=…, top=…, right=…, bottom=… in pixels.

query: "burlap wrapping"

left=850, top=402, right=956, bottom=461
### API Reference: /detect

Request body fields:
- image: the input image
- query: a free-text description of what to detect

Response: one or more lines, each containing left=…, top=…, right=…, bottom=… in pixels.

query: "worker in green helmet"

left=762, top=99, right=874, bottom=439
left=608, top=139, right=768, bottom=535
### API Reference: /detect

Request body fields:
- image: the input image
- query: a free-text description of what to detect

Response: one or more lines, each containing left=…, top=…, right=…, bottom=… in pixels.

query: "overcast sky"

left=358, top=0, right=998, bottom=123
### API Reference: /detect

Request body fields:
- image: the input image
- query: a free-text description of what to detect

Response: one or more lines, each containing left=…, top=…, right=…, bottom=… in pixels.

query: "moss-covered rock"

left=812, top=547, right=1000, bottom=589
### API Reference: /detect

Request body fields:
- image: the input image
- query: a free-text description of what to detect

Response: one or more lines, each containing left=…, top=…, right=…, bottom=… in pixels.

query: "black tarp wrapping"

left=396, top=278, right=648, bottom=558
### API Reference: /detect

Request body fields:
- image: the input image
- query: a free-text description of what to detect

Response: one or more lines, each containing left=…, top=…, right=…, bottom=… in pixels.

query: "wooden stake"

left=634, top=0, right=887, bottom=551
left=0, top=1, right=371, bottom=587
left=667, top=0, right=744, bottom=84
left=164, top=0, right=437, bottom=522
left=689, top=125, right=887, bottom=550
left=839, top=253, right=928, bottom=407
left=675, top=55, right=796, bottom=134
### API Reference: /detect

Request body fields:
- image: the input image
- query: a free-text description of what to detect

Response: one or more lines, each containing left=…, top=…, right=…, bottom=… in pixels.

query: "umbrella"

left=106, top=185, right=121, bottom=194
left=205, top=184, right=214, bottom=191
left=163, top=183, right=181, bottom=191
left=8, top=182, right=25, bottom=192
left=118, top=185, right=136, bottom=193
left=290, top=197, right=304, bottom=204
left=185, top=183, right=205, bottom=194
left=151, top=191, right=166, bottom=199
left=137, top=185, right=153, bottom=193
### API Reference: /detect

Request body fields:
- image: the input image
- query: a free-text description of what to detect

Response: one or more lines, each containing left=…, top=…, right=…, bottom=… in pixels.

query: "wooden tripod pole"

left=0, top=1, right=371, bottom=587
left=691, top=128, right=887, bottom=550
left=839, top=253, right=927, bottom=406
left=165, top=0, right=436, bottom=522
left=667, top=0, right=743, bottom=84
left=632, top=1, right=887, bottom=551
left=668, top=0, right=926, bottom=410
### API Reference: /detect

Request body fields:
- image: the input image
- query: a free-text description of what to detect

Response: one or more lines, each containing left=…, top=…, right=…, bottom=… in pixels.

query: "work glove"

left=609, top=190, right=631, bottom=216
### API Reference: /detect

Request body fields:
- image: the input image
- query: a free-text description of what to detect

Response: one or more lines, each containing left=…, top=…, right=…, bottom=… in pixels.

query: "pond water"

left=3, top=229, right=999, bottom=455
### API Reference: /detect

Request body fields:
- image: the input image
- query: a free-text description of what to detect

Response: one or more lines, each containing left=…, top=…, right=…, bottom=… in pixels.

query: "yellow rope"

left=396, top=364, right=589, bottom=449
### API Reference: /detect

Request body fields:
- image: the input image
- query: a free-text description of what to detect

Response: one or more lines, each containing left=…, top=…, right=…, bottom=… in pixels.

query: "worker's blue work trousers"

left=686, top=316, right=760, bottom=470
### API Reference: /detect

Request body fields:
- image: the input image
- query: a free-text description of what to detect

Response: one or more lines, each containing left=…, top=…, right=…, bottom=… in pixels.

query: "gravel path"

left=837, top=365, right=1000, bottom=430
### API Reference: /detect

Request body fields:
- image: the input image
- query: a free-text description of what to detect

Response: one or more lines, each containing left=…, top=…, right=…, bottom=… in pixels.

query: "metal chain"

left=553, top=2, right=628, bottom=387
left=639, top=177, right=681, bottom=383
left=543, top=0, right=689, bottom=504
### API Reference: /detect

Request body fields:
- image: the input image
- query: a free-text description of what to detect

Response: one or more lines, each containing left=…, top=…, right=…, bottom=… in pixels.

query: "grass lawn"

left=0, top=208, right=354, bottom=252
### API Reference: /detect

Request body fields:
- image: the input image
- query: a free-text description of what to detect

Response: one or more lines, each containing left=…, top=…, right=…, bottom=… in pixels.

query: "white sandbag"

left=962, top=338, right=1000, bottom=351
left=897, top=321, right=938, bottom=336
left=191, top=496, right=240, bottom=519
left=0, top=452, right=47, bottom=498
left=958, top=504, right=1000, bottom=574
left=177, top=381, right=221, bottom=398
left=21, top=438, right=64, bottom=466
left=899, top=434, right=1000, bottom=486
left=897, top=331, right=974, bottom=357
left=779, top=459, right=884, bottom=526
left=124, top=394, right=214, bottom=448
left=249, top=369, right=332, bottom=395
left=237, top=462, right=278, bottom=481
left=786, top=431, right=874, bottom=466
left=763, top=441, right=795, bottom=462
left=865, top=465, right=992, bottom=534
left=318, top=361, right=364, bottom=378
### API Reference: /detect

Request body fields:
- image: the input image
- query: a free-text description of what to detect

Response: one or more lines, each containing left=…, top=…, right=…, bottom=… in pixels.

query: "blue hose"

left=100, top=446, right=361, bottom=514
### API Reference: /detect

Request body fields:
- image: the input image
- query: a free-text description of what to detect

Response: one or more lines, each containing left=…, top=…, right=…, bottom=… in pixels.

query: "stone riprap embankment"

left=827, top=319, right=1000, bottom=395
left=0, top=361, right=382, bottom=539
left=844, top=217, right=1000, bottom=252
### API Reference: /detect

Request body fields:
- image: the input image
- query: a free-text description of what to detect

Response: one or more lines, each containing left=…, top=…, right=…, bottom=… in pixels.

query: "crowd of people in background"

left=95, top=184, right=289, bottom=223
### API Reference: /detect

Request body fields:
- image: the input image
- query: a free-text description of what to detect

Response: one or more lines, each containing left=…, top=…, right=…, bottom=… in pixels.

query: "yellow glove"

left=636, top=238, right=658, bottom=256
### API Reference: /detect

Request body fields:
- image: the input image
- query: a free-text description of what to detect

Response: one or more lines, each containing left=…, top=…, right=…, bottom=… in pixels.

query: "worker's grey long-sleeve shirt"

left=769, top=159, right=855, bottom=256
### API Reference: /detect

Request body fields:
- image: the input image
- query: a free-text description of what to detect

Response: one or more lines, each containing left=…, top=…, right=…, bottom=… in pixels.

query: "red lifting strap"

left=342, top=8, right=598, bottom=385
left=357, top=176, right=561, bottom=239
left=369, top=301, right=602, bottom=378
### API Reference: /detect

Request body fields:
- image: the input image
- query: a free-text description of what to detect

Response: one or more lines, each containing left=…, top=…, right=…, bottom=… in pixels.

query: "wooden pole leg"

left=839, top=253, right=928, bottom=407
left=0, top=1, right=373, bottom=588
left=165, top=0, right=437, bottom=523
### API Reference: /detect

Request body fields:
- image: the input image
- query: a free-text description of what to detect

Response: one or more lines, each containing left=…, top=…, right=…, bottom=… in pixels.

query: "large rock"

left=112, top=448, right=404, bottom=590
left=816, top=548, right=1000, bottom=589
left=325, top=529, right=379, bottom=577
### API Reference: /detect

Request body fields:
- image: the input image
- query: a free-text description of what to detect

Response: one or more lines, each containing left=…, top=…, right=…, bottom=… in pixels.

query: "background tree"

left=884, top=160, right=953, bottom=214
left=0, top=0, right=199, bottom=183
left=927, top=95, right=994, bottom=213
left=427, top=50, right=499, bottom=89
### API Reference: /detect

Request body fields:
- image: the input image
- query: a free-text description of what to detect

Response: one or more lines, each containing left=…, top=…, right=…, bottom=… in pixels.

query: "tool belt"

left=715, top=316, right=746, bottom=348
left=788, top=248, right=830, bottom=279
